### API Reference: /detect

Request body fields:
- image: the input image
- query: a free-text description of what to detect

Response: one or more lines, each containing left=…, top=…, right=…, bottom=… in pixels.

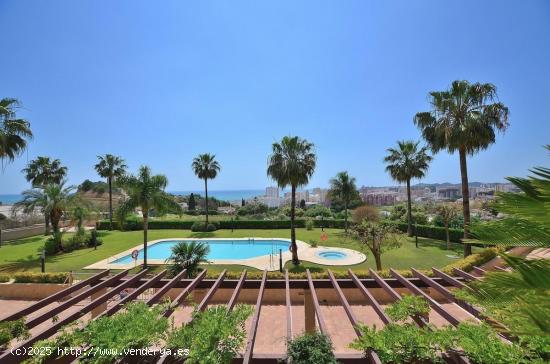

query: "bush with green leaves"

left=0, top=319, right=29, bottom=348
left=384, top=294, right=430, bottom=322
left=287, top=331, right=337, bottom=364
left=190, top=221, right=217, bottom=232
left=166, top=305, right=253, bottom=364
left=27, top=302, right=169, bottom=364
left=305, top=219, right=314, bottom=230
left=44, top=231, right=63, bottom=255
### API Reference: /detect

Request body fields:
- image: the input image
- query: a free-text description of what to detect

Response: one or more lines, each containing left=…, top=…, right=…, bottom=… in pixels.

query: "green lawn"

left=0, top=228, right=476, bottom=275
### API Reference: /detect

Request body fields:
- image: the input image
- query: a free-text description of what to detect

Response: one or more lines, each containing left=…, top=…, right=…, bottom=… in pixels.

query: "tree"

left=384, top=141, right=432, bottom=237
left=70, top=203, right=97, bottom=234
left=299, top=199, right=306, bottom=209
left=414, top=80, right=509, bottom=256
left=352, top=205, right=379, bottom=224
left=22, top=156, right=68, bottom=234
left=188, top=193, right=196, bottom=211
left=95, top=154, right=127, bottom=230
left=241, top=198, right=245, bottom=207
left=117, top=166, right=182, bottom=268
left=22, top=156, right=67, bottom=187
left=463, top=145, right=550, bottom=345
left=329, top=171, right=358, bottom=232
left=166, top=241, right=210, bottom=278
left=0, top=98, right=32, bottom=168
left=352, top=221, right=402, bottom=270
left=15, top=181, right=76, bottom=237
left=192, top=154, right=220, bottom=228
left=434, top=203, right=459, bottom=249
left=267, top=136, right=316, bottom=265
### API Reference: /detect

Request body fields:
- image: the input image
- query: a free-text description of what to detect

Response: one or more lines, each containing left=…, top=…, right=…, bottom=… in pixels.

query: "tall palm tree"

left=191, top=154, right=220, bottom=228
left=384, top=140, right=432, bottom=237
left=267, top=136, right=316, bottom=265
left=22, top=157, right=67, bottom=186
left=15, top=181, right=76, bottom=235
left=329, top=171, right=357, bottom=233
left=117, top=166, right=182, bottom=268
left=21, top=156, right=68, bottom=234
left=95, top=154, right=127, bottom=230
left=414, top=80, right=509, bottom=256
left=0, top=98, right=32, bottom=168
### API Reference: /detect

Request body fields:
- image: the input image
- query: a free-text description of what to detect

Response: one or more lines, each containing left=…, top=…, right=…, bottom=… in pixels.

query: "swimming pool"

left=316, top=250, right=348, bottom=260
left=112, top=239, right=290, bottom=264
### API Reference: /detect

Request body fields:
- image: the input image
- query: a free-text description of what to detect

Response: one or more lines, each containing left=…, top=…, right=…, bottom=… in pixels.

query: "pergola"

left=0, top=266, right=496, bottom=364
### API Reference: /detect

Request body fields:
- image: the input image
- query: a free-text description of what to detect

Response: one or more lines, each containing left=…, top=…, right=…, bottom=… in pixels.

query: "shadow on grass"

left=2, top=235, right=47, bottom=246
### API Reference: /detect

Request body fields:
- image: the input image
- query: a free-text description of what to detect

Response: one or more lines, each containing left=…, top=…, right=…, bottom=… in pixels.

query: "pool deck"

left=83, top=238, right=367, bottom=271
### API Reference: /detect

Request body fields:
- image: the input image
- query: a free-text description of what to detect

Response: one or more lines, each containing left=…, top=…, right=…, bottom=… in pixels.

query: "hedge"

left=97, top=218, right=348, bottom=231
left=12, top=272, right=70, bottom=284
left=388, top=221, right=464, bottom=243
left=441, top=248, right=499, bottom=275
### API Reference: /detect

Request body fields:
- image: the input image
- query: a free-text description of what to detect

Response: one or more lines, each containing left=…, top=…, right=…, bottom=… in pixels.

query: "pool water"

left=317, top=251, right=347, bottom=260
left=113, top=239, right=290, bottom=264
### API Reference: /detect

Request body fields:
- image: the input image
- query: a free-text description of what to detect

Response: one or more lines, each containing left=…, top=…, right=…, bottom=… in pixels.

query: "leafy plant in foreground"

left=286, top=331, right=338, bottom=364
left=384, top=294, right=430, bottom=322
left=0, top=319, right=29, bottom=348
left=166, top=305, right=253, bottom=364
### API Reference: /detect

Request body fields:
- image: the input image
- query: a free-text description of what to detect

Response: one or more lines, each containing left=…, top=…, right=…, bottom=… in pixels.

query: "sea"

left=0, top=189, right=266, bottom=205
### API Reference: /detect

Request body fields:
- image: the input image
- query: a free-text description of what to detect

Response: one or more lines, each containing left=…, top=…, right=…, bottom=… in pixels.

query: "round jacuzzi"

left=317, top=250, right=348, bottom=260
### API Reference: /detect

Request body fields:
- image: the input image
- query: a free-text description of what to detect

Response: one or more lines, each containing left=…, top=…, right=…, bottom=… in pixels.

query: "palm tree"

left=117, top=166, right=182, bottom=268
left=329, top=171, right=357, bottom=233
left=191, top=154, right=220, bottom=228
left=267, top=136, right=316, bottom=265
left=414, top=80, right=509, bottom=256
left=22, top=156, right=67, bottom=187
left=166, top=241, right=210, bottom=278
left=21, top=157, right=68, bottom=234
left=94, top=154, right=127, bottom=230
left=0, top=98, right=32, bottom=168
left=15, top=181, right=76, bottom=236
left=384, top=141, right=432, bottom=237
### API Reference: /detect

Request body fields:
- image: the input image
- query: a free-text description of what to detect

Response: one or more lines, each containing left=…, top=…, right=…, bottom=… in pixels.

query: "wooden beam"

left=228, top=270, right=247, bottom=311
left=242, top=270, right=267, bottom=364
left=163, top=270, right=207, bottom=317
left=24, top=269, right=129, bottom=329
left=100, top=269, right=167, bottom=318
left=432, top=267, right=466, bottom=288
left=285, top=269, right=292, bottom=340
left=306, top=269, right=328, bottom=334
left=411, top=268, right=482, bottom=319
left=391, top=269, right=461, bottom=327
left=369, top=269, right=427, bottom=327
left=472, top=266, right=486, bottom=275
left=197, top=270, right=226, bottom=312
left=0, top=269, right=110, bottom=322
left=453, top=268, right=480, bottom=282
left=146, top=268, right=188, bottom=305
left=348, top=270, right=390, bottom=325
left=328, top=270, right=382, bottom=364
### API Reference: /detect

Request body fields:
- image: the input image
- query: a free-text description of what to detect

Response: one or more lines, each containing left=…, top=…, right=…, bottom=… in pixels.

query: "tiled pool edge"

left=83, top=237, right=367, bottom=271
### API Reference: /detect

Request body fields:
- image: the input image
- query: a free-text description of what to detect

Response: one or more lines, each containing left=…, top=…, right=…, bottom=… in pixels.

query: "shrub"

left=87, top=229, right=103, bottom=248
left=0, top=319, right=29, bottom=348
left=44, top=232, right=63, bottom=255
left=62, top=231, right=88, bottom=252
left=167, top=305, right=253, bottom=364
left=352, top=205, right=380, bottom=223
left=441, top=248, right=499, bottom=274
left=309, top=239, right=318, bottom=248
left=190, top=221, right=217, bottom=232
left=305, top=219, right=314, bottom=231
left=0, top=274, right=10, bottom=283
left=287, top=332, right=338, bottom=364
left=12, top=272, right=69, bottom=284
left=385, top=295, right=430, bottom=322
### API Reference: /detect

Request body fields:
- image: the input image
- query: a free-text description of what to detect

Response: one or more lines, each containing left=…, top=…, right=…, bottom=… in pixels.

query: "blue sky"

left=1, top=0, right=549, bottom=193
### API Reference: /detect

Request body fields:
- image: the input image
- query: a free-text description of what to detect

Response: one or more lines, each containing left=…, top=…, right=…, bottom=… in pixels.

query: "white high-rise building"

left=265, top=186, right=279, bottom=198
